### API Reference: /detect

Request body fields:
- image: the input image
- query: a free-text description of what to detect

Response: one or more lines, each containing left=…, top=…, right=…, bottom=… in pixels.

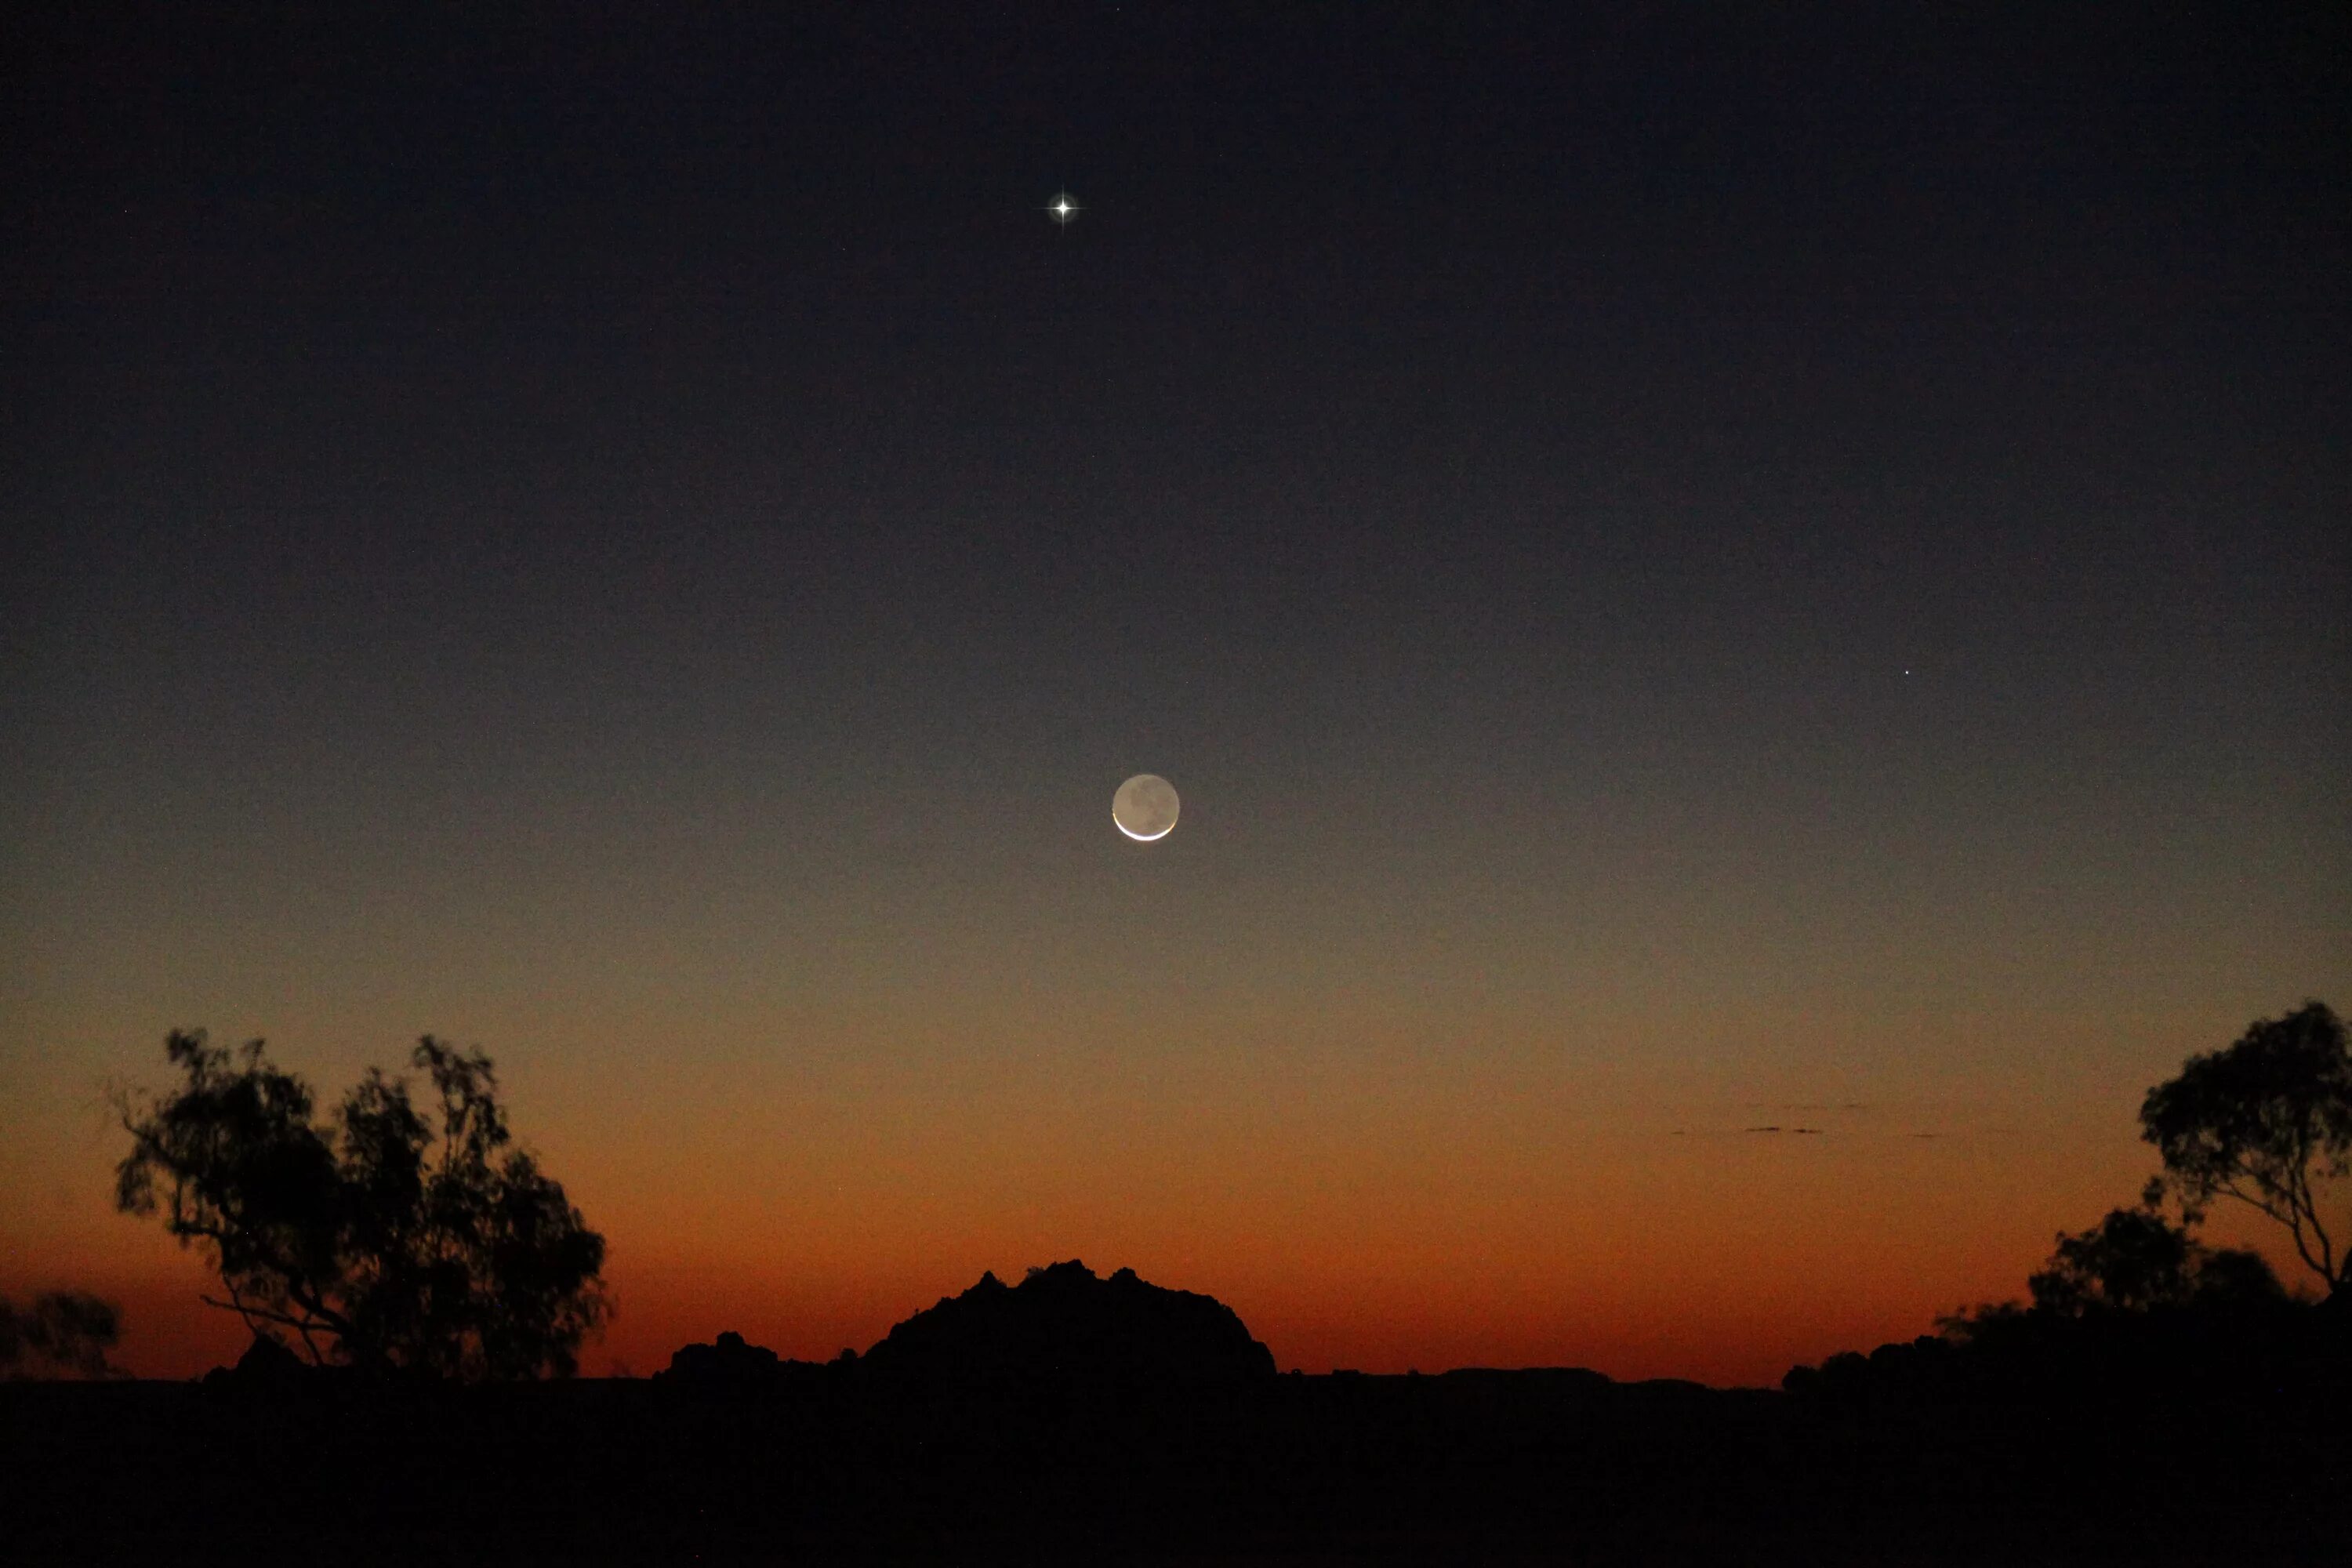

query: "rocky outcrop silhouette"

left=659, top=1330, right=784, bottom=1383
left=858, top=1260, right=1276, bottom=1392
left=655, top=1330, right=853, bottom=1389
left=201, top=1334, right=313, bottom=1391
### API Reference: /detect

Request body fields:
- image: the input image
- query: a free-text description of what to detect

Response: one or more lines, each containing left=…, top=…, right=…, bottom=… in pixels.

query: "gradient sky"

left=5, top=5, right=2347, bottom=1387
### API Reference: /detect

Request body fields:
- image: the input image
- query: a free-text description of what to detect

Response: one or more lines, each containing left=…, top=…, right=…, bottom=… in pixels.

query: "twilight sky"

left=4, top=5, right=2347, bottom=1386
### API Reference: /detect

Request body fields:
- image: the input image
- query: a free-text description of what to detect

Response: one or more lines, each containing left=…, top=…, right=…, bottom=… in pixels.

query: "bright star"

left=1047, top=191, right=1081, bottom=226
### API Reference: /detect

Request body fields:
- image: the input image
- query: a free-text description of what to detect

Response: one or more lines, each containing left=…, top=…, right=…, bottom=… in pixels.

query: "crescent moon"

left=1112, top=774, right=1180, bottom=842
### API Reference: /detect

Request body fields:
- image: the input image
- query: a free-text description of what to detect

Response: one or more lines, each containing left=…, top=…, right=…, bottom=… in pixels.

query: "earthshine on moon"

left=1112, top=774, right=1179, bottom=841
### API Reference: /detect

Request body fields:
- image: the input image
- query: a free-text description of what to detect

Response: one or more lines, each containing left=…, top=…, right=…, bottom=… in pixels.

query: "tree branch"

left=201, top=1294, right=334, bottom=1362
left=2207, top=1181, right=2335, bottom=1287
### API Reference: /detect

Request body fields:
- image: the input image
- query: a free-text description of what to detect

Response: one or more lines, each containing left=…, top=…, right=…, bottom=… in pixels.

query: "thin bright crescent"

left=1115, top=819, right=1174, bottom=842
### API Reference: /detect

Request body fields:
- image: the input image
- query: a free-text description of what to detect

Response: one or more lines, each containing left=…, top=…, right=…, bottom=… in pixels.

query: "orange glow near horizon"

left=6, top=996, right=2328, bottom=1388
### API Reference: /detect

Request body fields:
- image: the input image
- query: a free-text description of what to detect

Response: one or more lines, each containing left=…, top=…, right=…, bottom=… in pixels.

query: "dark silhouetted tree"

left=2028, top=1205, right=2198, bottom=1316
left=114, top=1029, right=610, bottom=1378
left=2140, top=1000, right=2350, bottom=1295
left=2025, top=1200, right=2283, bottom=1317
left=0, top=1290, right=122, bottom=1377
left=1937, top=1181, right=2286, bottom=1345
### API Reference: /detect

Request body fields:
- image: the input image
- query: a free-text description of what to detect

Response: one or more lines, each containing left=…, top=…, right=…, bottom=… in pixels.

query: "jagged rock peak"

left=863, top=1260, right=1276, bottom=1386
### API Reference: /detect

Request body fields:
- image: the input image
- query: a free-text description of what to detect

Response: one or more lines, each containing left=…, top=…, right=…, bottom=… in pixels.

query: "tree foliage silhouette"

left=0, top=1290, right=122, bottom=1377
left=114, top=1029, right=610, bottom=1378
left=2140, top=1000, right=2350, bottom=1294
left=2025, top=1198, right=2281, bottom=1317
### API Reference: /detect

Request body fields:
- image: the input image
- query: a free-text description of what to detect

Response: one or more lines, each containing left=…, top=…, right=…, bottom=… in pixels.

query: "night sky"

left=5, top=5, right=2347, bottom=1385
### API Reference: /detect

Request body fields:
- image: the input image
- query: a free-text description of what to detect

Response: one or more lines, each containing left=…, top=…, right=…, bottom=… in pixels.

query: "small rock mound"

left=659, top=1330, right=785, bottom=1384
left=202, top=1334, right=316, bottom=1391
left=858, top=1260, right=1276, bottom=1392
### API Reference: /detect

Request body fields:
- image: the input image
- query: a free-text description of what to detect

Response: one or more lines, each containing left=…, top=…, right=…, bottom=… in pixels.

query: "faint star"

left=1047, top=191, right=1082, bottom=226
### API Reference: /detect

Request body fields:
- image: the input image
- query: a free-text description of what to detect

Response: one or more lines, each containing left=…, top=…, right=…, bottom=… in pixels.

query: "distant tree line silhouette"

left=1789, top=1000, right=2347, bottom=1398
left=1962, top=998, right=2347, bottom=1326
left=109, top=1002, right=2342, bottom=1391
left=0, top=1290, right=121, bottom=1378
left=114, top=1029, right=609, bottom=1379
left=2018, top=1200, right=2283, bottom=1318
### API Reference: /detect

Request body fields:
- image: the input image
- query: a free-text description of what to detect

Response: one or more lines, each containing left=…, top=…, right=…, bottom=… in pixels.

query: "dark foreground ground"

left=9, top=1337, right=2348, bottom=1568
